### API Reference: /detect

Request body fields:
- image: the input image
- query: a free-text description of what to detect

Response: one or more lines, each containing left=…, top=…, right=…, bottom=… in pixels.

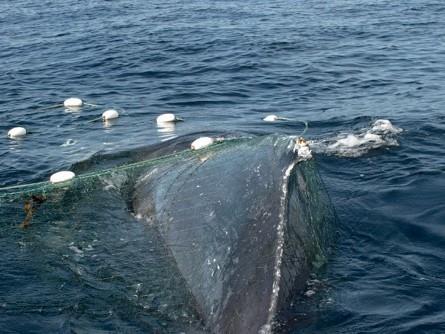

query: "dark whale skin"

left=132, top=135, right=334, bottom=333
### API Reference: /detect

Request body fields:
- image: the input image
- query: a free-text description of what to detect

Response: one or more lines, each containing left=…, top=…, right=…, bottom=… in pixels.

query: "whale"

left=122, top=134, right=334, bottom=333
left=2, top=133, right=335, bottom=333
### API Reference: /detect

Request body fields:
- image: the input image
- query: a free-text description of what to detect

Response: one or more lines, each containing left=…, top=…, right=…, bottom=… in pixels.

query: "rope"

left=0, top=139, right=245, bottom=202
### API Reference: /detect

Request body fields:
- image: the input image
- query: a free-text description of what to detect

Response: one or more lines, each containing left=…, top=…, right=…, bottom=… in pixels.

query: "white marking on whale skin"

left=262, top=161, right=297, bottom=333
left=137, top=168, right=159, bottom=183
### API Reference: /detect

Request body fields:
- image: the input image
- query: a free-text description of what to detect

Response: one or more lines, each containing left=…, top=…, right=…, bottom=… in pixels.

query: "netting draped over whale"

left=0, top=138, right=248, bottom=204
left=0, top=135, right=335, bottom=333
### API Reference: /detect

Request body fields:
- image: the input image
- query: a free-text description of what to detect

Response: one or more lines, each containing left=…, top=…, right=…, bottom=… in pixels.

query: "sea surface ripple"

left=0, top=0, right=444, bottom=333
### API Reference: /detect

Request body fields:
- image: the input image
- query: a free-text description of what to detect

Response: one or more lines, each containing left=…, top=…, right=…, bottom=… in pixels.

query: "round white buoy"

left=50, top=171, right=75, bottom=184
left=156, top=113, right=182, bottom=124
left=7, top=127, right=27, bottom=139
left=263, top=115, right=279, bottom=122
left=191, top=137, right=215, bottom=150
left=64, top=97, right=83, bottom=108
left=102, top=109, right=119, bottom=121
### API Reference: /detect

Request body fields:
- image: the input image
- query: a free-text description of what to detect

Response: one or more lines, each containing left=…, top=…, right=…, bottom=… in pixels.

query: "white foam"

left=310, top=119, right=402, bottom=158
left=263, top=115, right=289, bottom=122
left=363, top=133, right=382, bottom=141
left=372, top=119, right=402, bottom=134
left=69, top=245, right=84, bottom=255
left=305, top=289, right=316, bottom=297
left=61, top=139, right=77, bottom=147
left=334, top=134, right=362, bottom=148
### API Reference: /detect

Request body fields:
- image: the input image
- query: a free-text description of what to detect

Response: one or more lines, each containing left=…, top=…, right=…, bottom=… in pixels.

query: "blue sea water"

left=0, top=0, right=444, bottom=333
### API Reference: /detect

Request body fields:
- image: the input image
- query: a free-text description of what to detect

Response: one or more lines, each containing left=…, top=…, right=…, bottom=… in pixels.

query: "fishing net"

left=0, top=135, right=335, bottom=333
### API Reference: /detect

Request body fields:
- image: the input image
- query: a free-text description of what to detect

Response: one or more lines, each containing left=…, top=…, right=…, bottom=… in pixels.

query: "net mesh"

left=0, top=135, right=335, bottom=332
left=0, top=139, right=244, bottom=204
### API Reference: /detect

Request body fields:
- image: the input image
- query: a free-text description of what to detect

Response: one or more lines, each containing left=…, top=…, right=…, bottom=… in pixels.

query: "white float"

left=50, top=171, right=76, bottom=184
left=7, top=127, right=27, bottom=139
left=64, top=97, right=83, bottom=108
left=263, top=115, right=279, bottom=122
left=102, top=109, right=119, bottom=121
left=156, top=113, right=182, bottom=124
left=191, top=137, right=215, bottom=150
left=263, top=115, right=289, bottom=122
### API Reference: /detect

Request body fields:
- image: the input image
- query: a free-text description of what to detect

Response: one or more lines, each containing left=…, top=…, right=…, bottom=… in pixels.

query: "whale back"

left=132, top=135, right=334, bottom=333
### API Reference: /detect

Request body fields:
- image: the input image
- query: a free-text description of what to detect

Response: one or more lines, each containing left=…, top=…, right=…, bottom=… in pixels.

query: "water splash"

left=309, top=119, right=402, bottom=157
left=60, top=139, right=77, bottom=147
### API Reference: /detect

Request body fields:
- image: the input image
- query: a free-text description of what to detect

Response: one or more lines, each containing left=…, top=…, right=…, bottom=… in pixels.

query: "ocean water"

left=0, top=0, right=444, bottom=333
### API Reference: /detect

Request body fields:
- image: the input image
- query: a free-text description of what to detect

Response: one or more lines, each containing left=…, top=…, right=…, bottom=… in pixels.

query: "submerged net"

left=0, top=135, right=335, bottom=333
